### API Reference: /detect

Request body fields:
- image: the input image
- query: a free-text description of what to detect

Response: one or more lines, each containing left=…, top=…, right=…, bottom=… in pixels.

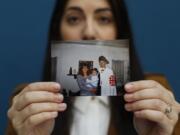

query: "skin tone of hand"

left=7, top=82, right=67, bottom=135
left=124, top=80, right=180, bottom=135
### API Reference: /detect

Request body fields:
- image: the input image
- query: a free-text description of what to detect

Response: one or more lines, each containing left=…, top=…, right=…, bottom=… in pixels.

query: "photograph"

left=51, top=40, right=130, bottom=96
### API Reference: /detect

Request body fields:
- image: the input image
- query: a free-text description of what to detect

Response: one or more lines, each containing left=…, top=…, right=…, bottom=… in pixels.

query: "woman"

left=6, top=0, right=180, bottom=135
left=98, top=56, right=117, bottom=96
left=77, top=64, right=96, bottom=96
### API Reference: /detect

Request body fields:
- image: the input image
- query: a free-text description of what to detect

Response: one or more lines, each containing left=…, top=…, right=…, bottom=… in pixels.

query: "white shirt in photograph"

left=99, top=67, right=117, bottom=96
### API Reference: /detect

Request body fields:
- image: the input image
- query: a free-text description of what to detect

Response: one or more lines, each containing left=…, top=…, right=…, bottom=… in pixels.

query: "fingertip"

left=63, top=103, right=67, bottom=110
left=51, top=111, right=58, bottom=118
left=58, top=103, right=67, bottom=111
left=134, top=111, right=144, bottom=119
left=54, top=83, right=61, bottom=91
left=59, top=94, right=64, bottom=100
left=62, top=103, right=67, bottom=110
left=124, top=94, right=133, bottom=102
left=134, top=111, right=141, bottom=116
left=125, top=82, right=134, bottom=92
left=124, top=104, right=131, bottom=111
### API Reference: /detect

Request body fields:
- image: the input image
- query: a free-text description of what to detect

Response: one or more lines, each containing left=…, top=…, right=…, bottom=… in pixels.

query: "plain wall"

left=0, top=0, right=180, bottom=134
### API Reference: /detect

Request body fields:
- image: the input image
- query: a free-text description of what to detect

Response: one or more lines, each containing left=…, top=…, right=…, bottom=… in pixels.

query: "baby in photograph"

left=86, top=68, right=99, bottom=88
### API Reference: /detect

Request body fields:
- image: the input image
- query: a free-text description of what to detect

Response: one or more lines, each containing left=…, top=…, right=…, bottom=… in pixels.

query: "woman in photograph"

left=77, top=64, right=97, bottom=96
left=6, top=0, right=180, bottom=135
left=98, top=56, right=117, bottom=96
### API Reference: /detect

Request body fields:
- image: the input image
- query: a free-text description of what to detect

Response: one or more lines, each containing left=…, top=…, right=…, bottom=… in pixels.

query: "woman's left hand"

left=124, top=80, right=180, bottom=135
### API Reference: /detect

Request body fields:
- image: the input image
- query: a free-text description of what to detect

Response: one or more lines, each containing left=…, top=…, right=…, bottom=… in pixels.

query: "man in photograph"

left=98, top=56, right=117, bottom=96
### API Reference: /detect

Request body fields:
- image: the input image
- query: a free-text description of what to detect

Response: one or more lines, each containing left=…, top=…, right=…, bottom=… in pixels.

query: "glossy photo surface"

left=51, top=40, right=130, bottom=96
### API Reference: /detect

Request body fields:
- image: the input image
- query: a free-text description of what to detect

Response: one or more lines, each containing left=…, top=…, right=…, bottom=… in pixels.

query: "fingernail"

left=56, top=94, right=63, bottom=102
left=125, top=104, right=131, bottom=111
left=54, top=83, right=60, bottom=90
left=134, top=111, right=141, bottom=117
left=58, top=94, right=64, bottom=100
left=58, top=103, right=67, bottom=111
left=125, top=83, right=134, bottom=91
left=51, top=112, right=58, bottom=117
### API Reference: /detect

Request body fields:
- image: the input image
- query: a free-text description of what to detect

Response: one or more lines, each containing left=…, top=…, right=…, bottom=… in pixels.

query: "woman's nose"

left=82, top=20, right=97, bottom=40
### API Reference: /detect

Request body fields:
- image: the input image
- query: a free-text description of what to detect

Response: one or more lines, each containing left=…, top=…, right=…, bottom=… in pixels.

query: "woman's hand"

left=7, top=82, right=67, bottom=135
left=124, top=80, right=180, bottom=135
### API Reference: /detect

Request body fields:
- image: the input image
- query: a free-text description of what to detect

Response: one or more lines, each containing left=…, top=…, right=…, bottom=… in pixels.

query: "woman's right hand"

left=7, top=82, right=67, bottom=135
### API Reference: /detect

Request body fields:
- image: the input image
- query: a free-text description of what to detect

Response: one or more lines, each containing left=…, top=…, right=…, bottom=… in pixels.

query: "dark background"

left=0, top=0, right=180, bottom=134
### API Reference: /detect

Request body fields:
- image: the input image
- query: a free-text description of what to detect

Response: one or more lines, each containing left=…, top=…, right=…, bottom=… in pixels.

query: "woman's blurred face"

left=82, top=66, right=88, bottom=74
left=60, top=0, right=117, bottom=40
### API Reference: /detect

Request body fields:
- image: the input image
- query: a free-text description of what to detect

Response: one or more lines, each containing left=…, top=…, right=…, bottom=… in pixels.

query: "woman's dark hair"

left=49, top=1, right=69, bottom=40
left=44, top=1, right=143, bottom=135
left=78, top=64, right=91, bottom=76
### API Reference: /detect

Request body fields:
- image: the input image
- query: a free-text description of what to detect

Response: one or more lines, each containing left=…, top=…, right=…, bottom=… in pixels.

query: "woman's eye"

left=98, top=16, right=113, bottom=24
left=66, top=16, right=81, bottom=25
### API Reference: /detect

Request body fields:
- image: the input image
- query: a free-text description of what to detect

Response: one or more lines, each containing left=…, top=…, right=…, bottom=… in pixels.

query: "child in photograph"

left=86, top=68, right=99, bottom=88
